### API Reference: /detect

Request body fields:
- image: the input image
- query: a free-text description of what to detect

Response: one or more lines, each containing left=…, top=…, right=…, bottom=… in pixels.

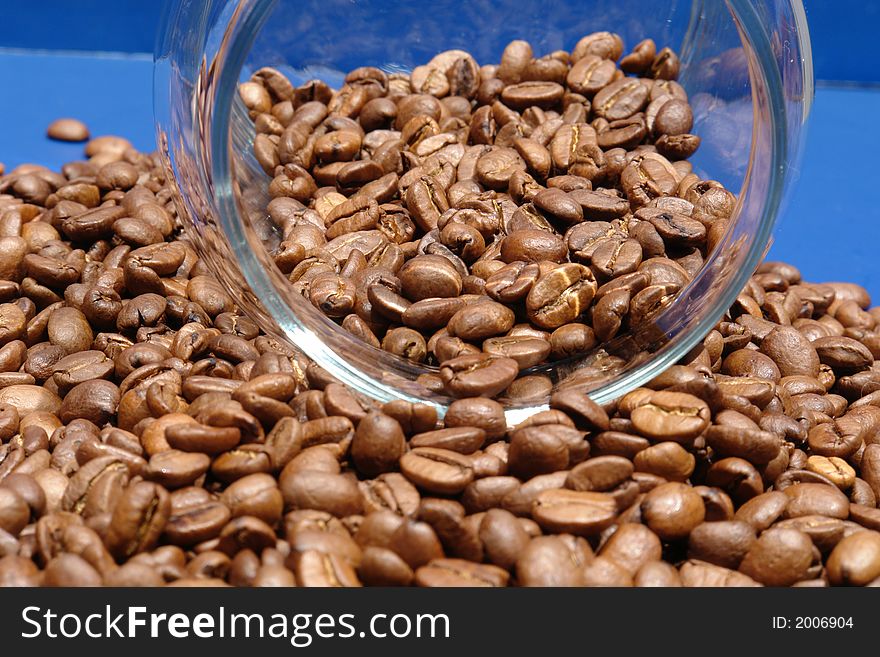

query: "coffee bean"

left=813, top=336, right=874, bottom=371
left=398, top=255, right=461, bottom=301
left=704, top=425, right=781, bottom=464
left=476, top=147, right=526, bottom=190
left=573, top=31, right=624, bottom=60
left=633, top=441, right=694, bottom=481
left=806, top=419, right=863, bottom=459
left=581, top=555, right=634, bottom=586
left=567, top=55, right=617, bottom=95
left=501, top=81, right=564, bottom=110
left=358, top=473, right=419, bottom=519
left=501, top=229, right=567, bottom=264
left=516, top=535, right=592, bottom=586
left=687, top=520, right=756, bottom=570
left=164, top=497, right=231, bottom=547
left=410, top=426, right=485, bottom=454
left=294, top=549, right=361, bottom=587
left=641, top=482, right=705, bottom=541
left=351, top=412, right=406, bottom=476
left=221, top=473, right=283, bottom=525
left=826, top=530, right=880, bottom=586
left=415, top=558, right=509, bottom=587
left=474, top=508, right=528, bottom=569
left=651, top=47, right=680, bottom=80
left=105, top=481, right=171, bottom=559
left=739, top=527, right=814, bottom=586
left=42, top=553, right=103, bottom=587
left=806, top=455, right=856, bottom=489
left=59, top=380, right=119, bottom=425
left=281, top=470, right=363, bottom=517
left=443, top=397, right=506, bottom=441
left=355, top=545, right=412, bottom=586
left=627, top=390, right=710, bottom=443
left=599, top=523, right=662, bottom=576
left=399, top=447, right=473, bottom=495
left=783, top=483, right=850, bottom=519
left=448, top=301, right=515, bottom=341
left=532, top=489, right=617, bottom=536
left=0, top=488, right=30, bottom=536
left=652, top=99, right=693, bottom=137
left=482, top=335, right=549, bottom=369
left=760, top=326, right=820, bottom=377
left=507, top=425, right=570, bottom=479
left=679, top=560, right=760, bottom=587
left=526, top=263, right=597, bottom=329
left=565, top=456, right=632, bottom=492
left=47, top=307, right=92, bottom=355
left=593, top=79, right=648, bottom=121
left=634, top=560, right=682, bottom=587
left=47, top=118, right=90, bottom=142
left=439, top=354, right=519, bottom=398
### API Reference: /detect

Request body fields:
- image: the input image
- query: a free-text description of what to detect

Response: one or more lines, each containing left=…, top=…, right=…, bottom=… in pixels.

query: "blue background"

left=1, top=0, right=878, bottom=299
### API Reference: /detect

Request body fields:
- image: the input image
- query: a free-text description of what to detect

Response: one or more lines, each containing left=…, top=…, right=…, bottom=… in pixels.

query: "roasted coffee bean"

left=351, top=412, right=406, bottom=476
left=358, top=545, right=414, bottom=585
left=783, top=483, right=850, bottom=519
left=411, top=426, right=485, bottom=454
left=501, top=81, right=564, bottom=110
left=704, top=425, right=781, bottom=464
left=532, top=489, right=617, bottom=536
left=641, top=482, right=705, bottom=541
left=516, top=534, right=592, bottom=587
left=826, top=530, right=880, bottom=586
left=626, top=390, right=710, bottom=443
left=813, top=336, right=874, bottom=371
left=415, top=558, right=509, bottom=587
left=678, top=560, right=760, bottom=587
left=400, top=448, right=474, bottom=495
left=474, top=508, right=528, bottom=569
left=281, top=470, right=363, bottom=517
left=448, top=301, right=515, bottom=341
left=807, top=418, right=863, bottom=459
left=146, top=450, right=210, bottom=489
left=598, top=523, right=662, bottom=576
left=398, top=255, right=461, bottom=301
left=593, top=79, right=648, bottom=121
left=220, top=473, right=283, bottom=524
left=739, top=527, right=814, bottom=586
left=526, top=263, right=597, bottom=329
left=507, top=425, right=570, bottom=479
left=633, top=441, right=694, bottom=481
left=687, top=520, right=756, bottom=570
left=382, top=327, right=427, bottom=362
left=59, top=380, right=119, bottom=425
left=483, top=335, right=550, bottom=369
left=565, top=456, right=632, bottom=492
left=500, top=229, right=567, bottom=264
left=105, top=481, right=171, bottom=559
left=439, top=354, right=519, bottom=398
left=48, top=118, right=90, bottom=142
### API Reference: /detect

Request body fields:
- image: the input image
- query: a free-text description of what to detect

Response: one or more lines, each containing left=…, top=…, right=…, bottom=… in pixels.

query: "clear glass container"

left=154, top=0, right=812, bottom=423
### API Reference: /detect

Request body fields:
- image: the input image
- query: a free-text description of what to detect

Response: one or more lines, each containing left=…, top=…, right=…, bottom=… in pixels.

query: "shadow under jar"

left=155, top=0, right=812, bottom=424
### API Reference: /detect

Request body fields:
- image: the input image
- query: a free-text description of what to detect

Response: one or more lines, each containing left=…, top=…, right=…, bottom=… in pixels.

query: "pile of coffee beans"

left=242, top=33, right=736, bottom=394
left=2, top=39, right=880, bottom=588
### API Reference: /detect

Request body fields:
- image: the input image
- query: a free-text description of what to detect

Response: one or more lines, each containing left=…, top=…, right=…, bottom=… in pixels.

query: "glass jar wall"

left=155, top=0, right=812, bottom=422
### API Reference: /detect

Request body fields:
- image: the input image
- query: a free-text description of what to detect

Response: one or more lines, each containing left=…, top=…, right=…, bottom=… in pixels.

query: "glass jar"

left=154, top=0, right=812, bottom=423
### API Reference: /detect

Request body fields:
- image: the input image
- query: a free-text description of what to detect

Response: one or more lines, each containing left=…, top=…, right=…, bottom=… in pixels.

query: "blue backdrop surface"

left=0, top=0, right=875, bottom=82
left=0, top=1, right=878, bottom=301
